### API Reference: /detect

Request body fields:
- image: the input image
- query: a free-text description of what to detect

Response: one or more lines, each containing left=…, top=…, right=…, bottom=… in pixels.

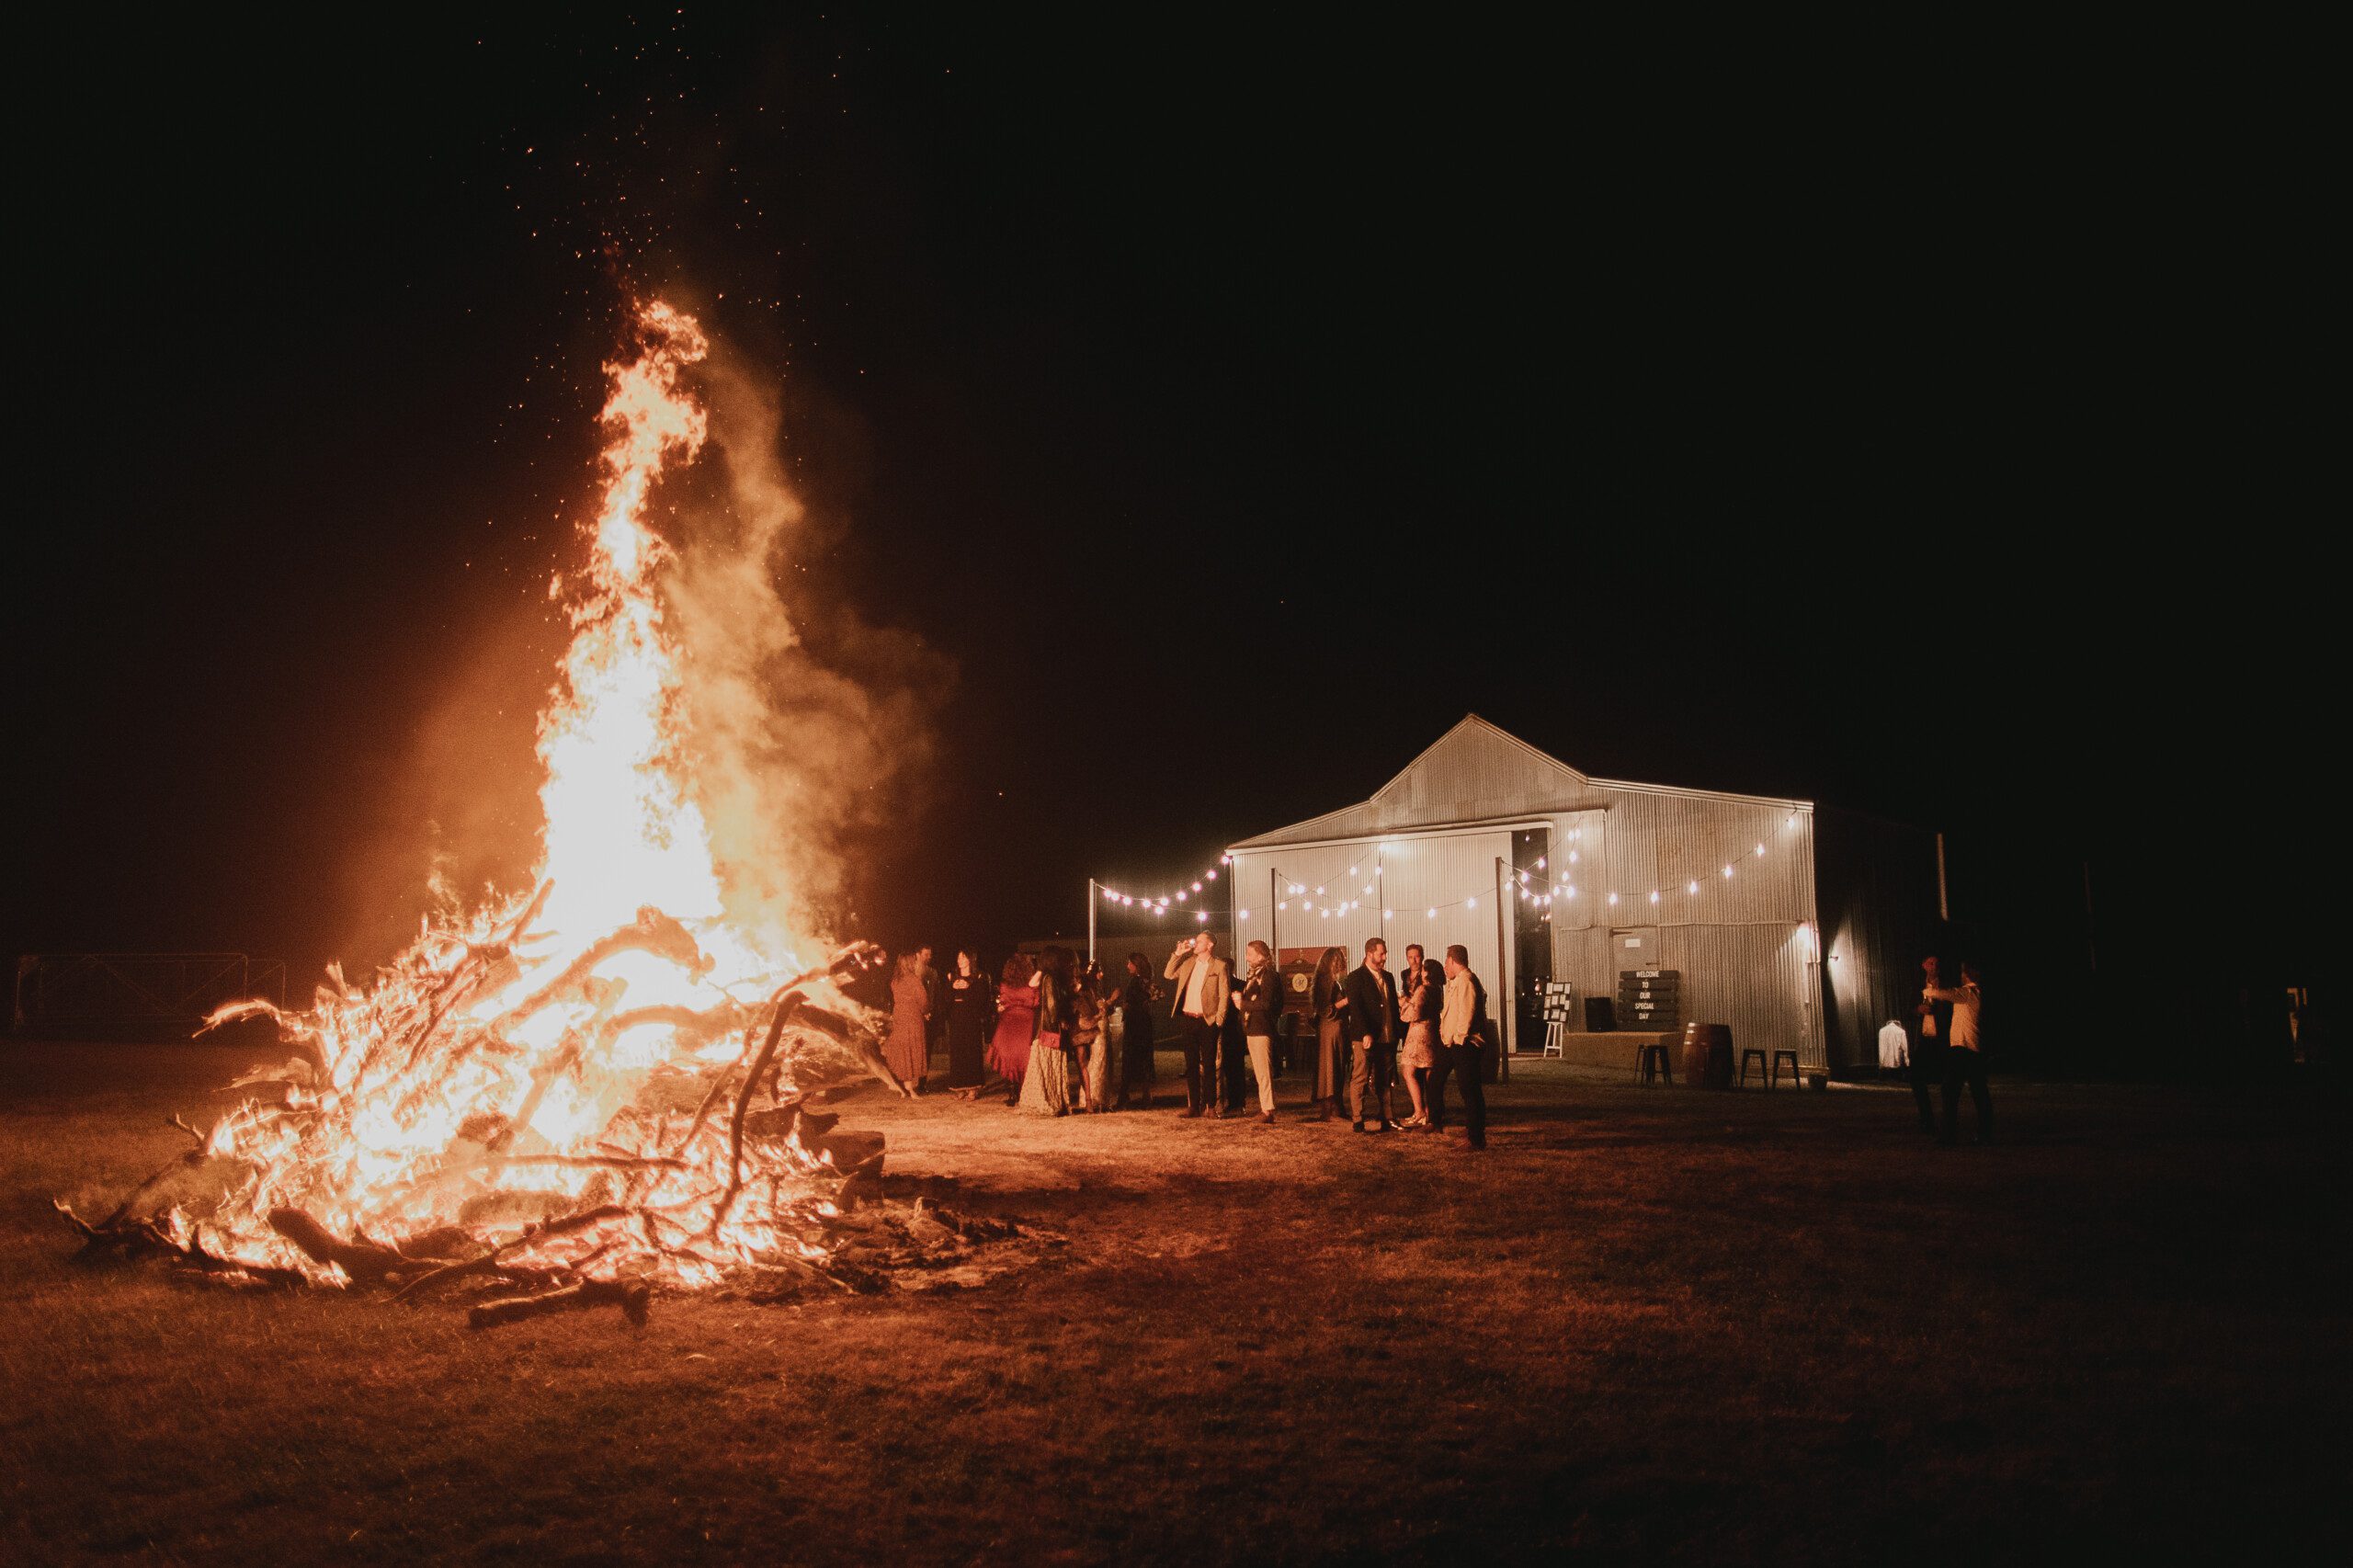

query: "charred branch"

left=466, top=1278, right=650, bottom=1331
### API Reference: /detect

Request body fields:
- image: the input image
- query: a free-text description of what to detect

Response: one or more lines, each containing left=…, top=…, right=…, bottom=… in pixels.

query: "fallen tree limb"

left=267, top=1208, right=408, bottom=1284
left=467, top=1278, right=650, bottom=1331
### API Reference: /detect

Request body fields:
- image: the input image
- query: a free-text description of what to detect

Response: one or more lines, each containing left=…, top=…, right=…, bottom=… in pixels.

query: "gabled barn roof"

left=1228, top=714, right=1810, bottom=851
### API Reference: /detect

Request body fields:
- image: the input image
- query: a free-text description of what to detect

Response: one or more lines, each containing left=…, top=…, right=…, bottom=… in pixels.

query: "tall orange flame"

left=164, top=301, right=885, bottom=1289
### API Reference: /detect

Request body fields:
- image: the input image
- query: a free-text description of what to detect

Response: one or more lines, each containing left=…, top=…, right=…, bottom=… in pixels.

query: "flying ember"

left=59, top=301, right=938, bottom=1312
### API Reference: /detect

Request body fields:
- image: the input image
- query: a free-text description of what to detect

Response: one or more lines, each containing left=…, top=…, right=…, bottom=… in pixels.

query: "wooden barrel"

left=1680, top=1022, right=1733, bottom=1088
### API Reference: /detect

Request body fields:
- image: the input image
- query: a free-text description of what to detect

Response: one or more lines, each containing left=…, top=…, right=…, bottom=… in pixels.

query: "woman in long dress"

left=984, top=953, right=1039, bottom=1107
left=1310, top=945, right=1350, bottom=1120
left=1019, top=947, right=1077, bottom=1116
left=942, top=949, right=993, bottom=1089
left=884, top=951, right=932, bottom=1091
left=1396, top=956, right=1442, bottom=1127
left=1117, top=952, right=1156, bottom=1108
left=1076, top=960, right=1114, bottom=1112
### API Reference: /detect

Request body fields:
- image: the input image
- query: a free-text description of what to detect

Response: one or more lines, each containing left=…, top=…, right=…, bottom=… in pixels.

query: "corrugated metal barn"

left=1227, top=715, right=1876, bottom=1075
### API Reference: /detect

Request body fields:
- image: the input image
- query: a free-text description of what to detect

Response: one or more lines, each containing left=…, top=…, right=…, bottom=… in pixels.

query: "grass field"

left=3, top=1042, right=2347, bottom=1564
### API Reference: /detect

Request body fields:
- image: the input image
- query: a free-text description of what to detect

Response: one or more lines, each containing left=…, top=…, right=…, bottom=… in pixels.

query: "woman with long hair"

left=1117, top=951, right=1156, bottom=1108
left=1019, top=946, right=1078, bottom=1116
left=1310, top=945, right=1351, bottom=1120
left=1075, top=960, right=1113, bottom=1112
left=984, top=952, right=1039, bottom=1107
left=884, top=950, right=932, bottom=1092
left=943, top=949, right=993, bottom=1089
left=1396, top=956, right=1442, bottom=1127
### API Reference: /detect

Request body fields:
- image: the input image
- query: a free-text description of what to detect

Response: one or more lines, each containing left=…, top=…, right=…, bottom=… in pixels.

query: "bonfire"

left=59, top=302, right=1006, bottom=1325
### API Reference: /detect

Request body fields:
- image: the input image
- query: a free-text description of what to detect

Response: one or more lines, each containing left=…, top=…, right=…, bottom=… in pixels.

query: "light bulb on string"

left=1535, top=857, right=1547, bottom=869
left=1466, top=897, right=1477, bottom=909
left=1206, top=869, right=1217, bottom=881
left=1608, top=892, right=1619, bottom=905
left=1722, top=865, right=1733, bottom=878
left=1277, top=901, right=1288, bottom=911
left=1426, top=907, right=1436, bottom=918
left=1383, top=909, right=1393, bottom=919
left=1688, top=881, right=1699, bottom=894
left=1649, top=891, right=1659, bottom=903
left=1237, top=908, right=1250, bottom=920
left=1756, top=844, right=1766, bottom=857
left=1191, top=881, right=1202, bottom=892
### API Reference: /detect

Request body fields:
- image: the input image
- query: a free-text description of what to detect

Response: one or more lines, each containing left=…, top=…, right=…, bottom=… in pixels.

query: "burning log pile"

left=58, top=300, right=1015, bottom=1326
left=58, top=927, right=1029, bottom=1327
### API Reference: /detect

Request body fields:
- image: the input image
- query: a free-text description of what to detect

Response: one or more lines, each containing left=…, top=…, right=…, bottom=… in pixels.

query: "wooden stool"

left=1542, top=1017, right=1565, bottom=1059
left=1770, top=1048, right=1802, bottom=1087
left=1637, top=1041, right=1670, bottom=1085
left=1737, top=1047, right=1768, bottom=1086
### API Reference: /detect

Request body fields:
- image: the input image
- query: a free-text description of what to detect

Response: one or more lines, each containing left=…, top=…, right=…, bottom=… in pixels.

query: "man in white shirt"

left=1164, top=934, right=1231, bottom=1119
left=1924, top=961, right=1989, bottom=1145
left=1431, top=944, right=1490, bottom=1150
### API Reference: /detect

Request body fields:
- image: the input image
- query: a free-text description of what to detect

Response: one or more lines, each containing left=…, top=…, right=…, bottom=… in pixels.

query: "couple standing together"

left=1167, top=933, right=1491, bottom=1148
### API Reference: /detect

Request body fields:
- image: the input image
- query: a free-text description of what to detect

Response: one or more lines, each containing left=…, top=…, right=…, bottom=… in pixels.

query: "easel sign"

left=1540, top=981, right=1575, bottom=1057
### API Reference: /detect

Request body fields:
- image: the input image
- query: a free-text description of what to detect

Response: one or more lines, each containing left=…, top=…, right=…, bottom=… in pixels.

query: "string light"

left=1106, top=808, right=1810, bottom=943
left=1237, top=908, right=1250, bottom=920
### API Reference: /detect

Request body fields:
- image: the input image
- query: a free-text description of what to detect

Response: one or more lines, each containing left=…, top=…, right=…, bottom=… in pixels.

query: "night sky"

left=8, top=14, right=2326, bottom=1022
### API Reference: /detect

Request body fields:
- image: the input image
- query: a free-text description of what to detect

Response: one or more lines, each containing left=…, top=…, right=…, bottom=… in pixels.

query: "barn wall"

left=1232, top=827, right=1516, bottom=1028
left=1540, top=795, right=1824, bottom=1069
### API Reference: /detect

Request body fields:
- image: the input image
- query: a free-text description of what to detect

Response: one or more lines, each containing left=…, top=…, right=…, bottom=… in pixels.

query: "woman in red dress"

left=984, top=953, right=1040, bottom=1106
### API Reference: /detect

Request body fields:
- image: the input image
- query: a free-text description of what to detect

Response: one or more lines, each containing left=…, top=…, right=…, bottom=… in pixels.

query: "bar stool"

left=1737, top=1046, right=1769, bottom=1086
left=1637, top=1041, right=1671, bottom=1085
left=1770, top=1048, right=1802, bottom=1087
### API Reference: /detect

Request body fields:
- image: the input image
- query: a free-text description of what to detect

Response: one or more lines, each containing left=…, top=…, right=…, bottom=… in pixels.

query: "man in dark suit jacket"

left=1342, top=937, right=1403, bottom=1132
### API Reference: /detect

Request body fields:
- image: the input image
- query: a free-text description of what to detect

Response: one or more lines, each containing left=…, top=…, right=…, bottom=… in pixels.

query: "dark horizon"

left=7, top=14, right=2328, bottom=1041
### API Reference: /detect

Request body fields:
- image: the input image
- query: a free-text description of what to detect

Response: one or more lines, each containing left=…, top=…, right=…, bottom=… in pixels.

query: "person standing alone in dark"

left=1342, top=937, right=1401, bottom=1132
left=1164, top=933, right=1231, bottom=1118
left=1926, top=961, right=1990, bottom=1145
left=1429, top=944, right=1491, bottom=1150
left=1910, top=956, right=1951, bottom=1134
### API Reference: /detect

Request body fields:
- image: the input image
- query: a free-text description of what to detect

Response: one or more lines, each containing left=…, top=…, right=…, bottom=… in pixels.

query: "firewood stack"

left=56, top=925, right=1039, bottom=1328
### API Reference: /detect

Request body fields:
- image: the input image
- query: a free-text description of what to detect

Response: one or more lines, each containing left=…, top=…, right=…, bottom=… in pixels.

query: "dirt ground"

left=3, top=1041, right=2347, bottom=1564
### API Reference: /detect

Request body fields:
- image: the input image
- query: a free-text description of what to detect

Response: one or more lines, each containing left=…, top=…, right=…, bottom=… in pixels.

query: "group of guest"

left=880, top=936, right=1494, bottom=1150
left=882, top=946, right=1159, bottom=1112
left=1298, top=937, right=1492, bottom=1149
